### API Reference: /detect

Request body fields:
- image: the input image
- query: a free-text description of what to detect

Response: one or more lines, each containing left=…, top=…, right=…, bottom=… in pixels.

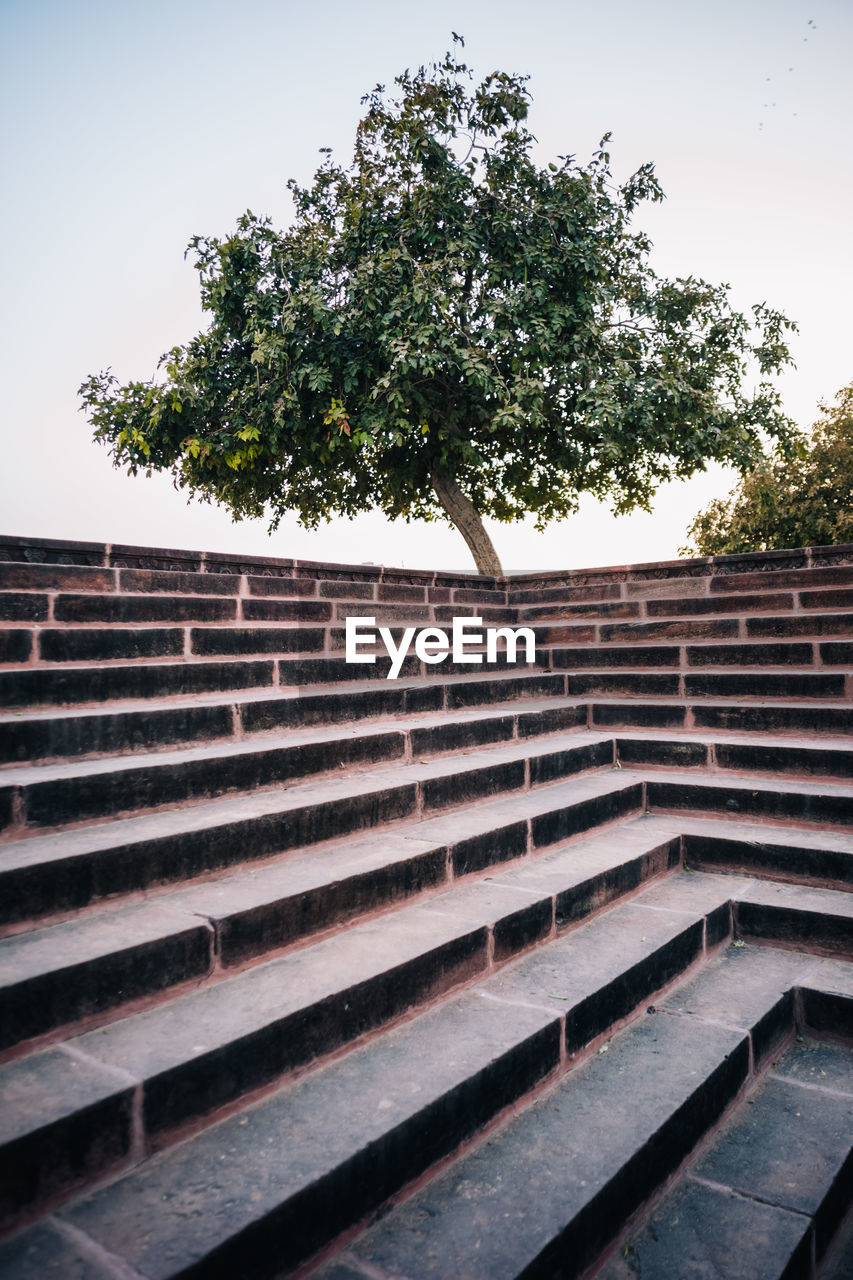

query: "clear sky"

left=1, top=0, right=850, bottom=571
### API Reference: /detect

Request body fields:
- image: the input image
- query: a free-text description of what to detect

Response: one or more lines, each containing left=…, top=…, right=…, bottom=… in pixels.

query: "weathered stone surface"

left=58, top=994, right=560, bottom=1280
left=0, top=902, right=213, bottom=1046
left=38, top=627, right=184, bottom=662
left=2, top=540, right=852, bottom=1271
left=682, top=826, right=853, bottom=889
left=191, top=624, right=326, bottom=654
left=481, top=896, right=704, bottom=1053
left=0, top=629, right=33, bottom=662
left=696, top=1066, right=853, bottom=1255
left=0, top=701, right=235, bottom=765
left=646, top=775, right=853, bottom=827
left=74, top=902, right=490, bottom=1134
left=0, top=658, right=276, bottom=707
left=0, top=1221, right=119, bottom=1279
left=0, top=593, right=48, bottom=621
left=735, top=881, right=853, bottom=957
left=317, top=1016, right=747, bottom=1280
left=53, top=593, right=237, bottom=623
left=13, top=727, right=406, bottom=827
left=0, top=1047, right=133, bottom=1223
left=598, top=1178, right=812, bottom=1280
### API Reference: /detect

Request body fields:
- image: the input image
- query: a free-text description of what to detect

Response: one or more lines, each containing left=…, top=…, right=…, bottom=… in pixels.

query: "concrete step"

left=0, top=656, right=278, bottom=709
left=2, top=720, right=849, bottom=836
left=1, top=537, right=850, bottom=1273
left=0, top=686, right=583, bottom=768
left=614, top=612, right=852, bottom=644
left=0, top=857, right=710, bottom=1231
left=522, top=584, right=853, bottom=627
left=0, top=747, right=637, bottom=925
left=3, top=750, right=850, bottom=931
left=310, top=938, right=851, bottom=1280
left=644, top=769, right=853, bottom=831
left=0, top=807, right=675, bottom=1056
left=588, top=696, right=853, bottom=736
left=0, top=653, right=560, bottom=713
left=565, top=669, right=849, bottom=700
left=5, top=869, right=846, bottom=1254
left=508, top=559, right=853, bottom=603
left=0, top=551, right=506, bottom=604
left=0, top=724, right=614, bottom=836
left=611, top=731, right=853, bottom=781
left=671, top=813, right=853, bottom=890
left=4, top=805, right=850, bottom=1058
left=276, top=651, right=543, bottom=686
left=0, top=624, right=324, bottom=664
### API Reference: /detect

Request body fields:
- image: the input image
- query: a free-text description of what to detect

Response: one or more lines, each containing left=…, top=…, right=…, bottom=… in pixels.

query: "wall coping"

left=0, top=532, right=851, bottom=588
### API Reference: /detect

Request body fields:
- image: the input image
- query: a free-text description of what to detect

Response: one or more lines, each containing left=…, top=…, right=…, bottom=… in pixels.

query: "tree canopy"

left=80, top=37, right=799, bottom=574
left=682, top=381, right=853, bottom=556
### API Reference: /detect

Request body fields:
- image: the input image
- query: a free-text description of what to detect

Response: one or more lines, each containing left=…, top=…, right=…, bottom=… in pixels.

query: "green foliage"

left=80, top=37, right=798, bottom=547
left=682, top=382, right=853, bottom=555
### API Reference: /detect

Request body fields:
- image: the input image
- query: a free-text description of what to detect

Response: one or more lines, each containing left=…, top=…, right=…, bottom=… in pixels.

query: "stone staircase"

left=0, top=534, right=851, bottom=1280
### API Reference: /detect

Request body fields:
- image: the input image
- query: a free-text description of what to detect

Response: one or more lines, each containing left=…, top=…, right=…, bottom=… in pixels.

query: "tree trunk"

left=430, top=466, right=503, bottom=576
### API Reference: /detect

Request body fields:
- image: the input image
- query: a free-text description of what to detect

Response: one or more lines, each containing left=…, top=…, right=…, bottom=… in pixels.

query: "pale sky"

left=1, top=0, right=850, bottom=571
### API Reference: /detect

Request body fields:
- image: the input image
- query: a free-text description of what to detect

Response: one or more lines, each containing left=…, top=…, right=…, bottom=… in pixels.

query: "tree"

left=681, top=382, right=853, bottom=556
left=80, top=37, right=799, bottom=575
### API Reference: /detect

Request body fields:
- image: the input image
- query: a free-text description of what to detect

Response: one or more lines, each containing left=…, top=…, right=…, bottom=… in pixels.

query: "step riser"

left=588, top=702, right=853, bottom=735
left=614, top=739, right=853, bottom=780
left=0, top=704, right=237, bottom=766
left=0, top=558, right=507, bottom=602
left=683, top=833, right=853, bottom=891
left=0, top=660, right=560, bottom=711
left=566, top=672, right=849, bottom=699
left=3, top=835, right=687, bottom=1080
left=0, top=784, right=418, bottom=926
left=547, top=642, right=821, bottom=667
left=531, top=614, right=853, bottom=644
left=523, top=589, right=853, bottom=625
left=0, top=1077, right=136, bottom=1237
left=647, top=780, right=853, bottom=829
left=734, top=901, right=853, bottom=958
left=0, top=660, right=277, bottom=708
left=1, top=737, right=614, bottom=837
left=6, top=617, right=851, bottom=666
